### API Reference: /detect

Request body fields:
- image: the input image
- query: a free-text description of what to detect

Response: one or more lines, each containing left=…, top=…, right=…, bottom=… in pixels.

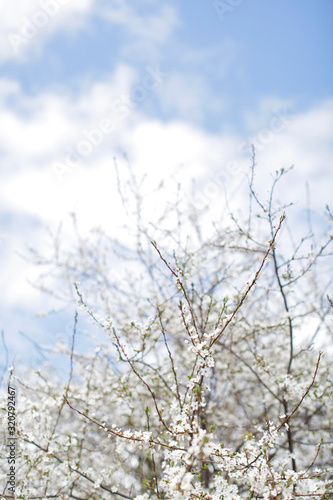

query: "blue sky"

left=0, top=0, right=332, bottom=369
left=2, top=0, right=332, bottom=128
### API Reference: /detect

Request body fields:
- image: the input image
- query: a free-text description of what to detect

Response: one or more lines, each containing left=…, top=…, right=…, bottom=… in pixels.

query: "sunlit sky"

left=1, top=0, right=332, bottom=369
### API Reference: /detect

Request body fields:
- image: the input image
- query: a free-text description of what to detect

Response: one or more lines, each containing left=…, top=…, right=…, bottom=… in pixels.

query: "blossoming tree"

left=1, top=159, right=333, bottom=499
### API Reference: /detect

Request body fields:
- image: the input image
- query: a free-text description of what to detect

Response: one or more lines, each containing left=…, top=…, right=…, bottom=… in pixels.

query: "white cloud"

left=252, top=99, right=333, bottom=207
left=0, top=64, right=137, bottom=171
left=0, top=0, right=179, bottom=63
left=156, top=72, right=228, bottom=125
left=1, top=72, right=332, bottom=230
left=98, top=2, right=179, bottom=45
left=95, top=2, right=179, bottom=62
left=1, top=0, right=95, bottom=62
left=150, top=41, right=239, bottom=126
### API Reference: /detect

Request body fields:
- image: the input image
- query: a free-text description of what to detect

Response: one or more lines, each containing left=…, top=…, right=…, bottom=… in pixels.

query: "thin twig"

left=211, top=213, right=285, bottom=348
